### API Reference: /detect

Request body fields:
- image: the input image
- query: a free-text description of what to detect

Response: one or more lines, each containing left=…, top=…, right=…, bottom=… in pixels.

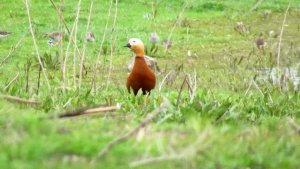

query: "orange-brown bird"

left=124, top=38, right=156, bottom=95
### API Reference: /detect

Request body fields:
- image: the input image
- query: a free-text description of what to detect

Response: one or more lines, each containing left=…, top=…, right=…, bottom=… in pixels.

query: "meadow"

left=0, top=0, right=300, bottom=168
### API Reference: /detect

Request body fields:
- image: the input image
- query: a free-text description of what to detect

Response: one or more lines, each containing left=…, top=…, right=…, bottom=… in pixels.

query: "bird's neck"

left=134, top=48, right=145, bottom=57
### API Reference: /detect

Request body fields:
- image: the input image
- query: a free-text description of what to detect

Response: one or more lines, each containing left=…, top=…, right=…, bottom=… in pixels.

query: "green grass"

left=1, top=0, right=300, bottom=168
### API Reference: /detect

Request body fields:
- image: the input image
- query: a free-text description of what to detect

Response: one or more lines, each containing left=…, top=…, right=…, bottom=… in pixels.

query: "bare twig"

left=79, top=0, right=94, bottom=90
left=25, top=0, right=51, bottom=90
left=91, top=0, right=114, bottom=92
left=90, top=98, right=170, bottom=163
left=57, top=103, right=121, bottom=118
left=0, top=95, right=41, bottom=106
left=276, top=0, right=291, bottom=87
left=4, top=72, right=20, bottom=90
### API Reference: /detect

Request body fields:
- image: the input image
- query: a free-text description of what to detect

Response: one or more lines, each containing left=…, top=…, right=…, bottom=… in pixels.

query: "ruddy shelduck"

left=124, top=38, right=156, bottom=95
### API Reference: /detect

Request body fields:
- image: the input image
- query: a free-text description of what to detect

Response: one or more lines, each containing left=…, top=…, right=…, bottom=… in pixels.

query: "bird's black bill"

left=124, top=43, right=131, bottom=48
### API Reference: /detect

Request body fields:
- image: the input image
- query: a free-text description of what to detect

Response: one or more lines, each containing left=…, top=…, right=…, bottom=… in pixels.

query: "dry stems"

left=25, top=0, right=51, bottom=90
left=106, top=0, right=118, bottom=89
left=62, top=0, right=82, bottom=91
left=276, top=0, right=291, bottom=87
left=91, top=0, right=114, bottom=92
left=79, top=0, right=94, bottom=90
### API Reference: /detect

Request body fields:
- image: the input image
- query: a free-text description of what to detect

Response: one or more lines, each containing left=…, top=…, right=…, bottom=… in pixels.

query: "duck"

left=256, top=34, right=266, bottom=49
left=86, top=32, right=95, bottom=42
left=124, top=38, right=156, bottom=95
left=0, top=31, right=11, bottom=38
left=44, top=32, right=64, bottom=41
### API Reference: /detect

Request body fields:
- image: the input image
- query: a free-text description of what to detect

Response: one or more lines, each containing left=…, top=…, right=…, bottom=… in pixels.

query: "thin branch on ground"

left=57, top=103, right=121, bottom=118
left=25, top=0, right=51, bottom=90
left=90, top=98, right=170, bottom=163
left=0, top=95, right=41, bottom=106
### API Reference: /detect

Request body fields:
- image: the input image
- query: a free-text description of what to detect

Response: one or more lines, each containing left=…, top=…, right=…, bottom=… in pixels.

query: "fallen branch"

left=58, top=103, right=121, bottom=118
left=90, top=98, right=170, bottom=163
left=288, top=118, right=300, bottom=134
left=0, top=95, right=40, bottom=106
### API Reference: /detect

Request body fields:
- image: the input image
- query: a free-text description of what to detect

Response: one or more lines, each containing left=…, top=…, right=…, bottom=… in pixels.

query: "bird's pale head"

left=124, top=38, right=145, bottom=56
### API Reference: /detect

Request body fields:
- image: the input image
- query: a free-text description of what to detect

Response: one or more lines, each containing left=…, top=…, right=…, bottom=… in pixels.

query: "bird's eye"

left=133, top=40, right=136, bottom=43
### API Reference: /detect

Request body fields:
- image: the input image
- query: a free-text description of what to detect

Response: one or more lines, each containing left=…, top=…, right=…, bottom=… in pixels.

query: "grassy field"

left=1, top=0, right=300, bottom=168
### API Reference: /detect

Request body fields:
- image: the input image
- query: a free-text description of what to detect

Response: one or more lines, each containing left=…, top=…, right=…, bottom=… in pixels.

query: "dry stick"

left=57, top=104, right=120, bottom=118
left=63, top=0, right=82, bottom=91
left=91, top=0, right=114, bottom=92
left=0, top=95, right=40, bottom=106
left=79, top=0, right=94, bottom=90
left=276, top=0, right=291, bottom=88
left=176, top=75, right=188, bottom=109
left=90, top=99, right=170, bottom=163
left=4, top=72, right=20, bottom=90
left=25, top=0, right=50, bottom=90
left=0, top=31, right=27, bottom=68
left=130, top=127, right=211, bottom=168
left=164, top=2, right=188, bottom=53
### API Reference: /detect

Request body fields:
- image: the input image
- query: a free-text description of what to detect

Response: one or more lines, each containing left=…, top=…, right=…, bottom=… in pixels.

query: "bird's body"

left=127, top=56, right=156, bottom=95
left=127, top=55, right=160, bottom=72
left=86, top=32, right=95, bottom=42
left=0, top=31, right=11, bottom=38
left=125, top=38, right=156, bottom=95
